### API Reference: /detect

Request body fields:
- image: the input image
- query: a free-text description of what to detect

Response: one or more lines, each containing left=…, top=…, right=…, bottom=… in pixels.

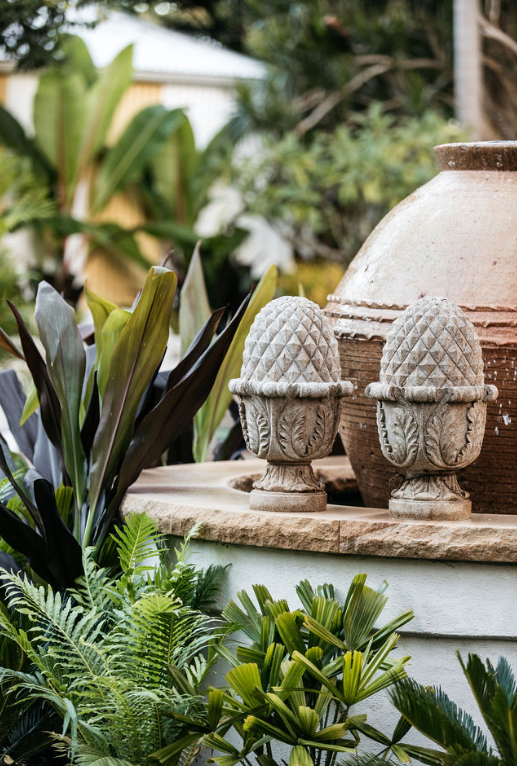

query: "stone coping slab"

left=122, top=458, right=517, bottom=563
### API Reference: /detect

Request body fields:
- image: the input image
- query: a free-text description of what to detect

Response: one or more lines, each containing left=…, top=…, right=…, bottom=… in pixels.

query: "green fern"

left=112, top=512, right=163, bottom=574
left=0, top=513, right=227, bottom=765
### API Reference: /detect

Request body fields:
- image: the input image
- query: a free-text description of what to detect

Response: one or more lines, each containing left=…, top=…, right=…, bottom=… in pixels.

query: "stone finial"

left=366, top=297, right=498, bottom=520
left=230, top=296, right=353, bottom=511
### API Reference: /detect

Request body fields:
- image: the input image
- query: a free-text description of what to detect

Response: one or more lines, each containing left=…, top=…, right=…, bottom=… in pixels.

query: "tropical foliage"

left=390, top=652, right=517, bottom=766
left=179, top=247, right=277, bottom=462
left=170, top=575, right=436, bottom=766
left=216, top=106, right=464, bottom=266
left=0, top=34, right=241, bottom=302
left=0, top=263, right=250, bottom=590
left=0, top=513, right=228, bottom=766
left=0, top=147, right=51, bottom=339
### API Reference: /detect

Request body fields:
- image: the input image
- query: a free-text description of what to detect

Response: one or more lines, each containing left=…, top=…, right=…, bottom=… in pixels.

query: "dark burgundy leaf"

left=0, top=504, right=58, bottom=587
left=33, top=479, right=83, bottom=588
left=81, top=373, right=100, bottom=457
left=166, top=306, right=225, bottom=391
left=0, top=369, right=39, bottom=461
left=0, top=442, right=43, bottom=533
left=97, top=295, right=250, bottom=542
left=8, top=301, right=62, bottom=455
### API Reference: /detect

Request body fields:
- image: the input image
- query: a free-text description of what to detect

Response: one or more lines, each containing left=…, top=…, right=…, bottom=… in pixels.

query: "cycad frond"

left=193, top=564, right=229, bottom=611
left=391, top=677, right=489, bottom=754
left=493, top=656, right=517, bottom=702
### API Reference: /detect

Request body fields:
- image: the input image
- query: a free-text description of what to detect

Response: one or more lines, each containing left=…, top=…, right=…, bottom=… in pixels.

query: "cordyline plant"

left=0, top=264, right=252, bottom=590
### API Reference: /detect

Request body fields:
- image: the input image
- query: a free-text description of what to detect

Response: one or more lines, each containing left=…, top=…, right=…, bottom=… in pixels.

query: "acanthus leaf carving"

left=425, top=407, right=449, bottom=469
left=378, top=402, right=418, bottom=469
left=278, top=403, right=308, bottom=459
left=245, top=399, right=270, bottom=457
left=307, top=401, right=330, bottom=454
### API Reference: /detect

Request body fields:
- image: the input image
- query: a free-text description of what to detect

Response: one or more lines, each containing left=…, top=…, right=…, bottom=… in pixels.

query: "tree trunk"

left=454, top=0, right=484, bottom=139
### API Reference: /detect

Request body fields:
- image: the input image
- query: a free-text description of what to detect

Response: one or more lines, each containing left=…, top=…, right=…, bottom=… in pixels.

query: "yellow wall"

left=0, top=74, right=7, bottom=105
left=108, top=81, right=163, bottom=144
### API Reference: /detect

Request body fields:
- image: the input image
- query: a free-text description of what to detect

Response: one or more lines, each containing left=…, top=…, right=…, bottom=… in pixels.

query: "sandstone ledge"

left=122, top=458, right=517, bottom=563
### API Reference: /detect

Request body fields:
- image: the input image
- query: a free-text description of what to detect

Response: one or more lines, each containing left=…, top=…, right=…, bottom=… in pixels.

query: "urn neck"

left=434, top=141, right=517, bottom=171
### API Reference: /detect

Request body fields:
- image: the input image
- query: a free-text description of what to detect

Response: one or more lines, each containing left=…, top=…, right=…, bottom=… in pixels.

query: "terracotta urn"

left=324, top=141, right=517, bottom=514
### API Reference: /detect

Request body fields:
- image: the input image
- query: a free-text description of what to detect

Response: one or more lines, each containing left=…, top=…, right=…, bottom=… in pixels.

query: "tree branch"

left=479, top=13, right=517, bottom=57
left=295, top=63, right=391, bottom=136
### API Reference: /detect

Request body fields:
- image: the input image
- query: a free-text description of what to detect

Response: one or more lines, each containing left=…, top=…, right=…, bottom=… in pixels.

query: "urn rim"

left=434, top=141, right=517, bottom=172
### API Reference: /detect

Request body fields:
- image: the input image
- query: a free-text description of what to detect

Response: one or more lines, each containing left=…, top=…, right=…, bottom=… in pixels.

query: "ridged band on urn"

left=365, top=297, right=498, bottom=520
left=230, top=296, right=353, bottom=512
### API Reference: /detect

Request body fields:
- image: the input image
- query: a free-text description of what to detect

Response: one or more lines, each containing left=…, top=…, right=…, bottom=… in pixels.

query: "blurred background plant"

left=2, top=0, right=516, bottom=312
left=0, top=33, right=245, bottom=306
left=140, top=0, right=517, bottom=139
left=0, top=147, right=50, bottom=339
left=214, top=107, right=465, bottom=267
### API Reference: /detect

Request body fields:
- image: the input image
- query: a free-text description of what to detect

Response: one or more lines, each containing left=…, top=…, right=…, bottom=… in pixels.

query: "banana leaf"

left=0, top=105, right=53, bottom=180
left=33, top=69, right=89, bottom=208
left=148, top=111, right=199, bottom=223
left=77, top=44, right=133, bottom=176
left=91, top=105, right=186, bottom=214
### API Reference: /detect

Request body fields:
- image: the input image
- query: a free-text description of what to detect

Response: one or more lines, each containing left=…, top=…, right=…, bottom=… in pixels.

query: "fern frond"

left=112, top=513, right=163, bottom=574
left=71, top=548, right=118, bottom=615
left=56, top=739, right=134, bottom=766
left=172, top=522, right=203, bottom=569
left=2, top=573, right=108, bottom=685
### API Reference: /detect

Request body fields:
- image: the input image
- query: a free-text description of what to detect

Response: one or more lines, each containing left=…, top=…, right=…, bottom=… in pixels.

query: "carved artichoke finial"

left=366, top=296, right=498, bottom=520
left=230, top=296, right=353, bottom=512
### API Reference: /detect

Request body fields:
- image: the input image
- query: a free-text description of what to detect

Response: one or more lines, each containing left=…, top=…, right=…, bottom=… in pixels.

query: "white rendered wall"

left=170, top=538, right=517, bottom=748
left=161, top=82, right=235, bottom=148
left=5, top=73, right=38, bottom=133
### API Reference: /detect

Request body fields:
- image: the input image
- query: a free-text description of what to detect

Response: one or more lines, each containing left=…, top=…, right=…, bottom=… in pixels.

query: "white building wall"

left=161, top=82, right=235, bottom=148
left=5, top=73, right=38, bottom=133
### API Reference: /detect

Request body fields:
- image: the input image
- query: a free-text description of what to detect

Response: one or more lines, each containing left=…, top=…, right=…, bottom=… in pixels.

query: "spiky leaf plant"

left=0, top=261, right=252, bottom=591
left=170, top=576, right=415, bottom=766
left=388, top=652, right=517, bottom=766
left=0, top=513, right=228, bottom=766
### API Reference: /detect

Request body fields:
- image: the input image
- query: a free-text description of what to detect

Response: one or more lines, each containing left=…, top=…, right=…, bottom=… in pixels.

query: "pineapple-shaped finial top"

left=380, top=297, right=484, bottom=388
left=241, top=296, right=341, bottom=385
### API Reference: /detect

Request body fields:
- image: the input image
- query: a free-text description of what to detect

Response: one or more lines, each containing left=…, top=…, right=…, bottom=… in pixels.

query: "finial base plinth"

left=250, top=489, right=327, bottom=513
left=389, top=497, right=471, bottom=521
